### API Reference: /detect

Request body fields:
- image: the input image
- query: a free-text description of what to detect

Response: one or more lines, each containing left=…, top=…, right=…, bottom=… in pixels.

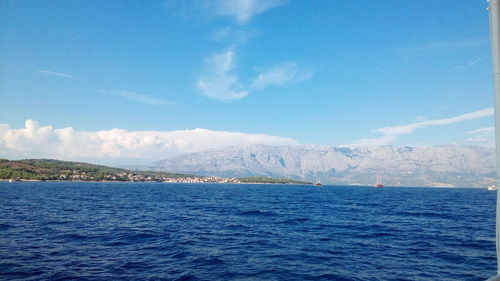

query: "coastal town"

left=59, top=171, right=242, bottom=184
left=7, top=170, right=242, bottom=184
left=1, top=159, right=309, bottom=184
left=0, top=158, right=243, bottom=183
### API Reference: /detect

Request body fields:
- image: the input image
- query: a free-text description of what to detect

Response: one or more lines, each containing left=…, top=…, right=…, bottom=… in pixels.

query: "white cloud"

left=39, top=70, right=78, bottom=79
left=465, top=126, right=495, bottom=147
left=466, top=127, right=495, bottom=135
left=2, top=120, right=55, bottom=153
left=465, top=136, right=491, bottom=143
left=197, top=51, right=312, bottom=100
left=252, top=62, right=312, bottom=90
left=345, top=108, right=494, bottom=147
left=197, top=50, right=248, bottom=100
left=103, top=90, right=172, bottom=106
left=375, top=108, right=494, bottom=136
left=0, top=120, right=297, bottom=164
left=165, top=0, right=286, bottom=25
left=216, top=0, right=287, bottom=24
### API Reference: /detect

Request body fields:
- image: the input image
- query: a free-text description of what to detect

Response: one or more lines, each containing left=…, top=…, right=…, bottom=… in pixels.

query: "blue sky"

left=0, top=0, right=496, bottom=164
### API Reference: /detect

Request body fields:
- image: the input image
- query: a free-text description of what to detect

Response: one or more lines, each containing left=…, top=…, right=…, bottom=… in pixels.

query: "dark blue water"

left=0, top=182, right=496, bottom=281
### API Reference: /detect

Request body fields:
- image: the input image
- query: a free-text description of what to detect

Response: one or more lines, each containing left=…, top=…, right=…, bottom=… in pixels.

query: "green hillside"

left=0, top=159, right=190, bottom=181
left=1, top=159, right=312, bottom=185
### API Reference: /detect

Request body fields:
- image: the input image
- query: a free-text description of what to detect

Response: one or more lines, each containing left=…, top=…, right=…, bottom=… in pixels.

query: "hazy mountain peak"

left=151, top=145, right=495, bottom=187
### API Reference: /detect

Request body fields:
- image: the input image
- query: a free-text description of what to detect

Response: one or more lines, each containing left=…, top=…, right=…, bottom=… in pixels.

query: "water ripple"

left=0, top=182, right=496, bottom=280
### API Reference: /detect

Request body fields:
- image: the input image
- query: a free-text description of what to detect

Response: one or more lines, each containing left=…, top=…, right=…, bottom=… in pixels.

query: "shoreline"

left=0, top=179, right=487, bottom=188
left=0, top=179, right=312, bottom=185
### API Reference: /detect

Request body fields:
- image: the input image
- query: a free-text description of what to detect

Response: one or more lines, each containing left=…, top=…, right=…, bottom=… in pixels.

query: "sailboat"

left=314, top=178, right=322, bottom=186
left=374, top=175, right=383, bottom=188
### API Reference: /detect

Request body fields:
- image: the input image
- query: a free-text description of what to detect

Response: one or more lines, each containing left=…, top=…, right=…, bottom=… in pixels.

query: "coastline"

left=0, top=179, right=312, bottom=185
left=0, top=179, right=486, bottom=188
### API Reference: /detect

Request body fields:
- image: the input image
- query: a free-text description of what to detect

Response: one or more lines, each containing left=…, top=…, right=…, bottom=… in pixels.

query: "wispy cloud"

left=103, top=90, right=172, bottom=106
left=39, top=70, right=78, bottom=80
left=464, top=136, right=491, bottom=143
left=216, top=0, right=287, bottom=24
left=197, top=51, right=312, bottom=100
left=197, top=50, right=248, bottom=100
left=403, top=38, right=487, bottom=53
left=252, top=62, right=313, bottom=90
left=465, top=126, right=495, bottom=147
left=376, top=108, right=494, bottom=136
left=451, top=57, right=485, bottom=71
left=466, top=127, right=495, bottom=135
left=344, top=108, right=494, bottom=147
left=191, top=0, right=296, bottom=100
left=165, top=0, right=287, bottom=25
left=0, top=119, right=298, bottom=163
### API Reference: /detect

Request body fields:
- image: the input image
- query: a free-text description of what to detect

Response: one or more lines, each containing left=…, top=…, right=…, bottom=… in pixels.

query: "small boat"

left=314, top=178, right=322, bottom=186
left=488, top=185, right=497, bottom=191
left=375, top=175, right=383, bottom=188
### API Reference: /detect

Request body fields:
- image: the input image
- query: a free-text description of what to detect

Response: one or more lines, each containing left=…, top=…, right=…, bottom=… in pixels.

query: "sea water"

left=0, top=182, right=496, bottom=280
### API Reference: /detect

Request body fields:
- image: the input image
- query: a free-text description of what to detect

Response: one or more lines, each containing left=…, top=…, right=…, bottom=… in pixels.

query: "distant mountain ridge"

left=151, top=144, right=496, bottom=187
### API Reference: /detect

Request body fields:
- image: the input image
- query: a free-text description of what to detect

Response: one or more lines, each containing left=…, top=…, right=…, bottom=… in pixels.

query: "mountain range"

left=150, top=144, right=496, bottom=187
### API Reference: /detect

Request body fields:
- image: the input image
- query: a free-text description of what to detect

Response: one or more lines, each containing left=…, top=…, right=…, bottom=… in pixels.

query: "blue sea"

left=0, top=182, right=497, bottom=281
